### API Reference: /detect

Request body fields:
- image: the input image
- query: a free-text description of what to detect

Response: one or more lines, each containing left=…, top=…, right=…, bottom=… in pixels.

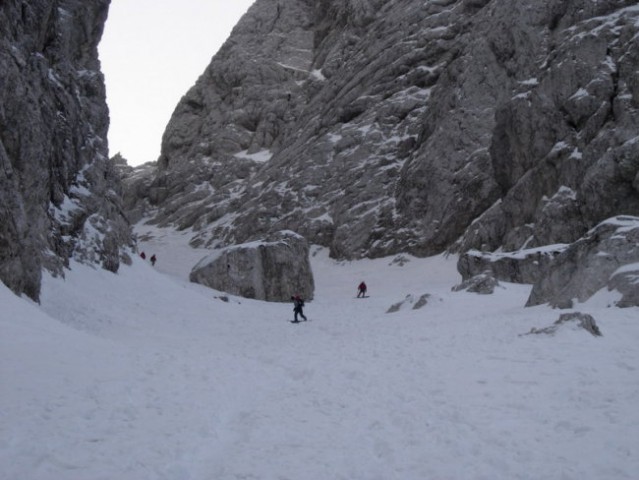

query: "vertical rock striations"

left=0, top=0, right=133, bottom=301
left=129, top=0, right=639, bottom=266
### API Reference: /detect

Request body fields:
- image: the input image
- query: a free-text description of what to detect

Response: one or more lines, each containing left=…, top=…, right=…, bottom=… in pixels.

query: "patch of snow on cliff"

left=311, top=69, right=326, bottom=81
left=234, top=149, right=273, bottom=163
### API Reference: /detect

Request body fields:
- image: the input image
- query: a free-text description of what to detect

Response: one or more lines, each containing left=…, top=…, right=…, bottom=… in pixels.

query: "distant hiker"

left=150, top=254, right=157, bottom=266
left=140, top=251, right=146, bottom=260
left=291, top=295, right=307, bottom=323
left=357, top=281, right=367, bottom=298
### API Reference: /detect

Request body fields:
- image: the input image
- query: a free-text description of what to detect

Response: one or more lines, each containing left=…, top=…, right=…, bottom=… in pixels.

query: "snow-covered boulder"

left=189, top=231, right=314, bottom=302
left=607, top=263, right=639, bottom=308
left=527, top=217, right=639, bottom=308
left=457, top=246, right=566, bottom=285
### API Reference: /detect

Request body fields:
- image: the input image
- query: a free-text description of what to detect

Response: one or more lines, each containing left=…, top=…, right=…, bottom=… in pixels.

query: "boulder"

left=189, top=231, right=314, bottom=302
left=607, top=263, right=639, bottom=308
left=452, top=272, right=500, bottom=294
left=386, top=293, right=432, bottom=313
left=527, top=216, right=639, bottom=307
left=457, top=246, right=566, bottom=284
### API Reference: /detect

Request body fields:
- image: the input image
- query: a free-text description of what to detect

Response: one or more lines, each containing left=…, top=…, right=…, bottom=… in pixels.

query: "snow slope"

left=1, top=227, right=638, bottom=479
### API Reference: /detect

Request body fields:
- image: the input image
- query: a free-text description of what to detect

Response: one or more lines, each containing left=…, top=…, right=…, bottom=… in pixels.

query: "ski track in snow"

left=1, top=227, right=639, bottom=479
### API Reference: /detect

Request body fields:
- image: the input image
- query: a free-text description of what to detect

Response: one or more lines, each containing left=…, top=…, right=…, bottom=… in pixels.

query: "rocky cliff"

left=0, top=0, right=133, bottom=301
left=127, top=0, right=639, bottom=266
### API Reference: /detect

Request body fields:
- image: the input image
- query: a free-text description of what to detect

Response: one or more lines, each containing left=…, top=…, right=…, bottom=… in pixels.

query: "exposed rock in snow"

left=527, top=216, right=639, bottom=307
left=452, top=271, right=500, bottom=295
left=524, top=312, right=603, bottom=337
left=413, top=293, right=431, bottom=309
left=189, top=231, right=314, bottom=302
left=457, top=245, right=567, bottom=285
left=386, top=293, right=433, bottom=313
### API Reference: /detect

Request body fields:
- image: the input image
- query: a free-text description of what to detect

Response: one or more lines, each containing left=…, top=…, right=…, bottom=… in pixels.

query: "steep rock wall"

left=128, top=0, right=639, bottom=262
left=0, top=0, right=133, bottom=301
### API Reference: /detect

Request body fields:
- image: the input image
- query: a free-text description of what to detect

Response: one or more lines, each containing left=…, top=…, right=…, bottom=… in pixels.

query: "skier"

left=140, top=251, right=146, bottom=260
left=357, top=281, right=367, bottom=298
left=291, top=294, right=307, bottom=323
left=150, top=254, right=157, bottom=266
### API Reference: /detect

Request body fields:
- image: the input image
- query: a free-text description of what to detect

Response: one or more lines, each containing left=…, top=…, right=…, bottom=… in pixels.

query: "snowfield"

left=1, top=229, right=638, bottom=480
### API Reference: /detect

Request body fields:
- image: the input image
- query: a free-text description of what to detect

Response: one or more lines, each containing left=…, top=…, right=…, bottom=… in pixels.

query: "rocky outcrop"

left=124, top=0, right=639, bottom=263
left=386, top=293, right=433, bottom=313
left=114, top=153, right=157, bottom=225
left=457, top=246, right=566, bottom=285
left=526, top=217, right=639, bottom=307
left=523, top=312, right=603, bottom=337
left=189, top=231, right=314, bottom=302
left=452, top=272, right=500, bottom=295
left=454, top=1, right=639, bottom=255
left=0, top=0, right=133, bottom=301
left=608, top=263, right=639, bottom=308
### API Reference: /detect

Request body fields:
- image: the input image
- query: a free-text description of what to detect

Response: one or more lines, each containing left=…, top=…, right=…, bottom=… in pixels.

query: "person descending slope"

left=291, top=295, right=307, bottom=323
left=357, top=281, right=367, bottom=298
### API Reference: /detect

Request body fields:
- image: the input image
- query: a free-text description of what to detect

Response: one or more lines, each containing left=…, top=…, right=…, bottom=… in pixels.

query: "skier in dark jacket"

left=357, top=281, right=367, bottom=298
left=291, top=295, right=307, bottom=322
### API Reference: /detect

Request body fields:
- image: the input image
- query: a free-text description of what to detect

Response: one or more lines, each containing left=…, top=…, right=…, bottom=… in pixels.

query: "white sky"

left=99, top=0, right=255, bottom=166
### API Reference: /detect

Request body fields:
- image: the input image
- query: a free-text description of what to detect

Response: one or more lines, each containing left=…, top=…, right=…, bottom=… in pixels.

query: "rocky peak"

left=126, top=0, right=638, bottom=268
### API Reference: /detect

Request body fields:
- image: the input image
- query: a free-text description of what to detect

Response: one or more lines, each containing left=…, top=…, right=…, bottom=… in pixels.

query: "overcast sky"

left=99, top=0, right=255, bottom=166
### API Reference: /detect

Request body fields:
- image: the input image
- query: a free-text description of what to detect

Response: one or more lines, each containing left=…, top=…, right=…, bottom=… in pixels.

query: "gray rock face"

left=526, top=217, right=639, bottom=307
left=452, top=272, right=500, bottom=295
left=457, top=246, right=567, bottom=285
left=124, top=0, right=639, bottom=263
left=114, top=153, right=157, bottom=225
left=454, top=1, right=639, bottom=254
left=0, top=0, right=133, bottom=301
left=608, top=264, right=639, bottom=308
left=189, top=231, right=314, bottom=302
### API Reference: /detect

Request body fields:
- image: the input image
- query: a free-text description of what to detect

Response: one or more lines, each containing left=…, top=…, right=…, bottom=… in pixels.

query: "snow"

left=519, top=78, right=539, bottom=86
left=468, top=242, right=569, bottom=261
left=310, top=69, right=325, bottom=81
left=328, top=132, right=343, bottom=144
left=50, top=195, right=81, bottom=224
left=570, top=147, right=583, bottom=160
left=2, top=231, right=639, bottom=479
left=597, top=215, right=639, bottom=233
left=553, top=185, right=577, bottom=200
left=233, top=149, right=273, bottom=163
left=569, top=87, right=590, bottom=100
left=614, top=262, right=639, bottom=275
left=568, top=4, right=639, bottom=39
